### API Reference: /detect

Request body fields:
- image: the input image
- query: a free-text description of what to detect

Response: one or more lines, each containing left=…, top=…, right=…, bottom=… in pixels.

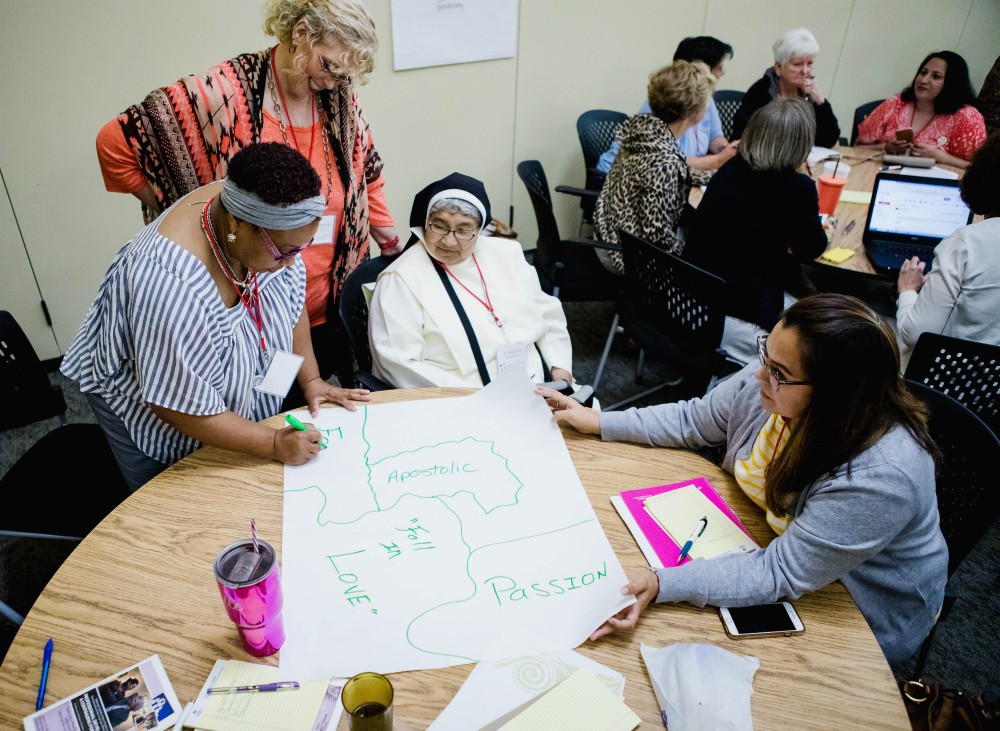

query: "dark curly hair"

left=226, top=142, right=322, bottom=205
left=959, top=130, right=1000, bottom=216
left=900, top=51, right=978, bottom=115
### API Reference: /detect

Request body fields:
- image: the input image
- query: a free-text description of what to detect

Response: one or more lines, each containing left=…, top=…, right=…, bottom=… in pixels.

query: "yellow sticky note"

left=500, top=668, right=639, bottom=731
left=839, top=190, right=872, bottom=205
left=820, top=247, right=856, bottom=264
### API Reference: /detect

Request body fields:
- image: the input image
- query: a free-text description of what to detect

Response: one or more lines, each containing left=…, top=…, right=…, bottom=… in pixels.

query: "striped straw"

left=251, top=518, right=259, bottom=554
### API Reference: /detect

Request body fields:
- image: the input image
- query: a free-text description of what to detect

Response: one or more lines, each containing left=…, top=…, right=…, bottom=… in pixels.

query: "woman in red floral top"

left=857, top=50, right=986, bottom=169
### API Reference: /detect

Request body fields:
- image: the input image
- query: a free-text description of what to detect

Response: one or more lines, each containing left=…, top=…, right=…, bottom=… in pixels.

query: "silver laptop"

left=862, top=173, right=973, bottom=274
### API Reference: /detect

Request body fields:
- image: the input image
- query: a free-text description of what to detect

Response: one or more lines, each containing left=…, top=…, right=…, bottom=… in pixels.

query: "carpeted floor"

left=2, top=299, right=997, bottom=696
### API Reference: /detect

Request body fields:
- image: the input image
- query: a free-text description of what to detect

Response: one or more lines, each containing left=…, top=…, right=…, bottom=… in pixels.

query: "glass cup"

left=817, top=174, right=848, bottom=215
left=342, top=672, right=394, bottom=731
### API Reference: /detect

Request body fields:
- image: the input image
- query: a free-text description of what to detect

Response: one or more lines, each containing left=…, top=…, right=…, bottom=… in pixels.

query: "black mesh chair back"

left=904, top=332, right=1000, bottom=440
left=905, top=378, right=1000, bottom=677
left=337, top=255, right=394, bottom=390
left=850, top=99, right=885, bottom=146
left=594, top=231, right=740, bottom=409
left=574, top=110, right=628, bottom=232
left=0, top=310, right=66, bottom=429
left=713, top=90, right=745, bottom=140
left=516, top=159, right=622, bottom=302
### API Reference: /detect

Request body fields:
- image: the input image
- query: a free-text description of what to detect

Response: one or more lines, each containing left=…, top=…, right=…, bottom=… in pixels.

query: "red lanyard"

left=270, top=46, right=316, bottom=162
left=443, top=254, right=502, bottom=328
left=202, top=201, right=268, bottom=353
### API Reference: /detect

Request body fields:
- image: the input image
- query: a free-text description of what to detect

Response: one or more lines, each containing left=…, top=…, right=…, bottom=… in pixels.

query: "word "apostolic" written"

left=387, top=463, right=478, bottom=483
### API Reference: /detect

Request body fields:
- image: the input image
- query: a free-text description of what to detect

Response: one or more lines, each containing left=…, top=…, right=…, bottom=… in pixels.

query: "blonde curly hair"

left=263, top=0, right=377, bottom=84
left=647, top=60, right=715, bottom=124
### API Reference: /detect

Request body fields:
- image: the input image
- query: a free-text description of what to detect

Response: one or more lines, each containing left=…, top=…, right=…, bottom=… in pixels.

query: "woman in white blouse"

left=896, top=131, right=1000, bottom=371
left=368, top=172, right=580, bottom=392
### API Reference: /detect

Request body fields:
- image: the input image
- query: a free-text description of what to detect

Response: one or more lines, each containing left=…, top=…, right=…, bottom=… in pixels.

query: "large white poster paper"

left=279, top=371, right=633, bottom=679
left=390, top=0, right=517, bottom=71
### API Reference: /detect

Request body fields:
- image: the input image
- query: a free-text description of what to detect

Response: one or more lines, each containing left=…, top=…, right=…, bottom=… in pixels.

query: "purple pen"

left=208, top=681, right=300, bottom=695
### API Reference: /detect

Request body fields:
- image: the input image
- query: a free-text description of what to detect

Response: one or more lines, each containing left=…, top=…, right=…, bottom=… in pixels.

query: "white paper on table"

left=279, top=369, right=634, bottom=679
left=808, top=146, right=840, bottom=165
left=898, top=165, right=960, bottom=179
left=427, top=650, right=625, bottom=731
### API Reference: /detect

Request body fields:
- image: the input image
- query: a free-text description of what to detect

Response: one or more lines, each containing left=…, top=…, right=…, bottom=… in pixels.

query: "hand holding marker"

left=285, top=413, right=328, bottom=449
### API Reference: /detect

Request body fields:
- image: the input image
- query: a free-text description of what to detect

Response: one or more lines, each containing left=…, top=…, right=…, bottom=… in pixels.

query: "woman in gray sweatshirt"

left=539, top=293, right=947, bottom=666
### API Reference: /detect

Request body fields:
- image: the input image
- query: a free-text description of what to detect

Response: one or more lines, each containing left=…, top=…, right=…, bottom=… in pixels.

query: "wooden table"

left=814, top=146, right=966, bottom=275
left=688, top=145, right=965, bottom=277
left=0, top=389, right=910, bottom=730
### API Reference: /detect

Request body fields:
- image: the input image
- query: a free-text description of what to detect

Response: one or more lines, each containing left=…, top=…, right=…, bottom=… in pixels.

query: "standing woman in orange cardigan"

left=95, top=0, right=401, bottom=403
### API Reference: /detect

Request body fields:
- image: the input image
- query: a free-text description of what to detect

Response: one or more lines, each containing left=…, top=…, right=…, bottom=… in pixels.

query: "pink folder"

left=619, top=476, right=755, bottom=567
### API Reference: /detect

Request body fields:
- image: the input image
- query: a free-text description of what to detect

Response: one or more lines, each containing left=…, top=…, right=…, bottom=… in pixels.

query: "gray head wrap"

left=220, top=178, right=326, bottom=230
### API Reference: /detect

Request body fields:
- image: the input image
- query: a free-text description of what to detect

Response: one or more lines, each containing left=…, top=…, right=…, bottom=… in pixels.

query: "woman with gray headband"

left=61, top=143, right=371, bottom=491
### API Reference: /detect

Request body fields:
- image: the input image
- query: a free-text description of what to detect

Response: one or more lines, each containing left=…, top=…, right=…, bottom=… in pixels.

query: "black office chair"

left=904, top=333, right=1000, bottom=441
left=904, top=379, right=1000, bottom=679
left=337, top=256, right=395, bottom=391
left=0, top=311, right=130, bottom=637
left=556, top=109, right=628, bottom=237
left=849, top=99, right=885, bottom=146
left=516, top=159, right=622, bottom=302
left=713, top=90, right=745, bottom=141
left=592, top=231, right=742, bottom=410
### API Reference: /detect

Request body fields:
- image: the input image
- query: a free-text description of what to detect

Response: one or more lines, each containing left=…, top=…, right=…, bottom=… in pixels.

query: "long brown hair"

left=765, top=293, right=939, bottom=516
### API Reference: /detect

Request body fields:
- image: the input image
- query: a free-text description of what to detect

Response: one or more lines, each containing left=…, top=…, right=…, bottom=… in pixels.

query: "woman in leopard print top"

left=594, top=60, right=714, bottom=275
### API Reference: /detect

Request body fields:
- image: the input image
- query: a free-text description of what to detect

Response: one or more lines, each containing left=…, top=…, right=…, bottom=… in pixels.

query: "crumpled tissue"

left=640, top=642, right=759, bottom=730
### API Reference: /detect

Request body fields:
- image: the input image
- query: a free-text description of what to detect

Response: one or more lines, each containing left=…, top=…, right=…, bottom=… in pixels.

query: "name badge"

left=496, top=342, right=535, bottom=379
left=253, top=350, right=304, bottom=397
left=313, top=214, right=336, bottom=245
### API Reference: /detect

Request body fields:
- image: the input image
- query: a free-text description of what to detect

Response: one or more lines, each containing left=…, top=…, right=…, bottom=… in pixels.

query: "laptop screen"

left=867, top=175, right=972, bottom=240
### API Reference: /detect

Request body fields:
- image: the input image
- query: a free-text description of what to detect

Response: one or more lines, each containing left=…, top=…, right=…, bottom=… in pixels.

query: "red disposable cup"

left=817, top=174, right=848, bottom=215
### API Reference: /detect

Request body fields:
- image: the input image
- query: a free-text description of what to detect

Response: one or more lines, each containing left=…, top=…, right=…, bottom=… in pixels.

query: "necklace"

left=443, top=254, right=503, bottom=329
left=269, top=46, right=333, bottom=200
left=202, top=198, right=267, bottom=352
left=201, top=199, right=253, bottom=289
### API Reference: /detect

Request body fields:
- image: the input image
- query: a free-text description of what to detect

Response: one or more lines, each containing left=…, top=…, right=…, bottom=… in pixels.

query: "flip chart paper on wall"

left=279, top=370, right=634, bottom=679
left=391, top=0, right=517, bottom=71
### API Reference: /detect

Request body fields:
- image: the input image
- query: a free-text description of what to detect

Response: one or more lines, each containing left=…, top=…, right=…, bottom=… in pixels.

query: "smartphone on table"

left=895, top=128, right=915, bottom=144
left=718, top=602, right=805, bottom=639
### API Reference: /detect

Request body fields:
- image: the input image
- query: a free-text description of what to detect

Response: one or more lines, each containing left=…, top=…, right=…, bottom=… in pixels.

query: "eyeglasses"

left=757, top=336, right=811, bottom=392
left=258, top=227, right=314, bottom=262
left=427, top=221, right=478, bottom=241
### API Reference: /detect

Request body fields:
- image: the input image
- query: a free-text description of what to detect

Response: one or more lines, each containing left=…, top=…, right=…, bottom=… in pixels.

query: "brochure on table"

left=23, top=655, right=181, bottom=731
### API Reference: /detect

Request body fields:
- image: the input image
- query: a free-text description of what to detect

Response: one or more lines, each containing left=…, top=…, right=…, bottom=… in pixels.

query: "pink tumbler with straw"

left=214, top=537, right=285, bottom=657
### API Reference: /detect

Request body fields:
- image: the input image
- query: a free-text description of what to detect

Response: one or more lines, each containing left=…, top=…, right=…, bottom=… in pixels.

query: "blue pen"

left=36, top=638, right=53, bottom=711
left=285, top=413, right=328, bottom=448
left=676, top=516, right=708, bottom=564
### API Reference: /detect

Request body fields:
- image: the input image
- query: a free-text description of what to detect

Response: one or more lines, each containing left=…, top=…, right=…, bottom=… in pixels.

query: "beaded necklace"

left=268, top=46, right=333, bottom=201
left=200, top=199, right=253, bottom=290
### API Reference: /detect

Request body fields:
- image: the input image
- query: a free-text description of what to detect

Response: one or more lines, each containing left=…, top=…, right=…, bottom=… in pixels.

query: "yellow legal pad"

left=499, top=668, right=640, bottom=731
left=643, top=485, right=752, bottom=560
left=193, top=660, right=330, bottom=731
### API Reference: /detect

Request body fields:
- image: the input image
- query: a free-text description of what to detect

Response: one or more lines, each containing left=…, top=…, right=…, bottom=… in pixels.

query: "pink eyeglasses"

left=258, top=227, right=314, bottom=261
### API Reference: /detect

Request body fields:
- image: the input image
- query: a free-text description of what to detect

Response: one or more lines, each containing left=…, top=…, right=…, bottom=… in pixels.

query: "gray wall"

left=2, top=0, right=997, bottom=359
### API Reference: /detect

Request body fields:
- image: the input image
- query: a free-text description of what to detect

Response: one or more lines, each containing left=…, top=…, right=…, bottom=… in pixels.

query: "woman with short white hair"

left=731, top=27, right=841, bottom=146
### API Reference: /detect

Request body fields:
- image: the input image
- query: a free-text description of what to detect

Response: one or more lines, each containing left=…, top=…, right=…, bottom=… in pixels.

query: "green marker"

left=285, top=413, right=328, bottom=448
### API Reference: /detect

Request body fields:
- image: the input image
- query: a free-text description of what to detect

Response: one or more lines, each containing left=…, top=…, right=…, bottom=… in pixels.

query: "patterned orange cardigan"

left=116, top=49, right=383, bottom=301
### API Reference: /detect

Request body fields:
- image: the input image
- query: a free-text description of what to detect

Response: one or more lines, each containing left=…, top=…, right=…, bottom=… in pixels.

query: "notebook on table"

left=862, top=173, right=973, bottom=274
